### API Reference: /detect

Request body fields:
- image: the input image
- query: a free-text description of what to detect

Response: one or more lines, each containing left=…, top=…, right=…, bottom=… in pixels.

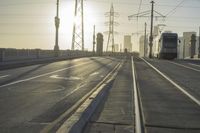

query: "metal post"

left=198, top=27, right=200, bottom=58
left=183, top=39, right=185, bottom=59
left=144, top=22, right=147, bottom=57
left=93, top=25, right=96, bottom=53
left=81, top=0, right=84, bottom=51
left=54, top=0, right=60, bottom=57
left=149, top=1, right=154, bottom=58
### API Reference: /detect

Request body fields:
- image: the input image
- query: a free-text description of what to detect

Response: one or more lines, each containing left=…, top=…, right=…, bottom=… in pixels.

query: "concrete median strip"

left=55, top=62, right=123, bottom=133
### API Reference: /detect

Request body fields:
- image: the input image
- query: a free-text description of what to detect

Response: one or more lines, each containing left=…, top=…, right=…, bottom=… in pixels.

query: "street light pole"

left=54, top=0, right=60, bottom=57
left=144, top=22, right=147, bottom=57
left=198, top=26, right=200, bottom=58
left=93, top=25, right=96, bottom=53
left=149, top=1, right=154, bottom=58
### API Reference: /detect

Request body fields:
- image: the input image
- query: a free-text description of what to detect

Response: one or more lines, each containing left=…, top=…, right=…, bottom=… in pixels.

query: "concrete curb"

left=57, top=81, right=113, bottom=133
left=56, top=63, right=122, bottom=133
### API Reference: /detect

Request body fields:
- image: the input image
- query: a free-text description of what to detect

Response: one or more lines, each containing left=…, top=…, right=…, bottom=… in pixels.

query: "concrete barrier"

left=0, top=48, right=134, bottom=70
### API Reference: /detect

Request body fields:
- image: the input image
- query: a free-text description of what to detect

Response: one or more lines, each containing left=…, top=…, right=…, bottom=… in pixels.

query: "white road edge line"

left=0, top=75, right=10, bottom=79
left=131, top=56, right=142, bottom=133
left=0, top=61, right=93, bottom=88
left=141, top=57, right=200, bottom=106
left=169, top=61, right=200, bottom=72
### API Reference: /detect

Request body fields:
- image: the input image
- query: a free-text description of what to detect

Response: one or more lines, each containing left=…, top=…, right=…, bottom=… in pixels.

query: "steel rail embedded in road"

left=131, top=56, right=145, bottom=133
left=40, top=61, right=123, bottom=133
left=141, top=57, right=200, bottom=106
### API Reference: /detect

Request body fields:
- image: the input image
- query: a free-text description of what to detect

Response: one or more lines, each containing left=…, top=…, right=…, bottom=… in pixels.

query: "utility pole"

left=128, top=1, right=165, bottom=58
left=54, top=0, right=60, bottom=56
left=144, top=22, right=147, bottom=57
left=93, top=25, right=96, bottom=53
left=183, top=39, right=185, bottom=59
left=149, top=1, right=154, bottom=58
left=198, top=27, right=200, bottom=58
left=72, top=0, right=84, bottom=51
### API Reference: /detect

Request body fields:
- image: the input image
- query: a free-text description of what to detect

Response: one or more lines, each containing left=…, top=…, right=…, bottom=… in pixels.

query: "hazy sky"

left=0, top=0, right=200, bottom=51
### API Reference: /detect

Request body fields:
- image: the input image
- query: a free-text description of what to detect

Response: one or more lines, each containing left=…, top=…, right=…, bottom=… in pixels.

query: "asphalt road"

left=134, top=57, right=200, bottom=133
left=0, top=57, right=122, bottom=133
left=0, top=56, right=200, bottom=133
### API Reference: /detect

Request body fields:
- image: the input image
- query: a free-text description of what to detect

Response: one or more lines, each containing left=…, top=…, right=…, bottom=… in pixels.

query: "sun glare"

left=58, top=1, right=97, bottom=50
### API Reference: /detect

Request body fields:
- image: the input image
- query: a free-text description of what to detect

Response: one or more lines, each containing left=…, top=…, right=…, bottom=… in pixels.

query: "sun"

left=57, top=1, right=98, bottom=50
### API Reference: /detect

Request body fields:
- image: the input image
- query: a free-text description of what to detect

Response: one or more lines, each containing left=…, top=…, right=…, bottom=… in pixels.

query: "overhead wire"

left=165, top=0, right=185, bottom=17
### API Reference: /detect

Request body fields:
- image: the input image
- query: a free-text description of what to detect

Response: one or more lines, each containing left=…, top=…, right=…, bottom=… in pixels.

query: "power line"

left=165, top=0, right=185, bottom=17
left=137, top=0, right=143, bottom=14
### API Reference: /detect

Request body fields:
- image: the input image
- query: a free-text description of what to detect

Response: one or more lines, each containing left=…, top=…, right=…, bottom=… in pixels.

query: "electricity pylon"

left=71, top=0, right=84, bottom=51
left=105, top=3, right=119, bottom=52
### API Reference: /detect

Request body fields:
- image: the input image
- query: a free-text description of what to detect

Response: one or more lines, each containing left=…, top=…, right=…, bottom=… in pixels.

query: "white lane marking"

left=169, top=61, right=200, bottom=72
left=0, top=75, right=10, bottom=79
left=131, top=56, right=142, bottom=133
left=188, top=63, right=200, bottom=68
left=89, top=72, right=99, bottom=76
left=0, top=61, right=92, bottom=88
left=50, top=75, right=81, bottom=80
left=141, top=57, right=200, bottom=106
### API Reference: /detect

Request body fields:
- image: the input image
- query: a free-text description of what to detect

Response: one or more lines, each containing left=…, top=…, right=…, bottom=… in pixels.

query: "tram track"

left=132, top=56, right=200, bottom=133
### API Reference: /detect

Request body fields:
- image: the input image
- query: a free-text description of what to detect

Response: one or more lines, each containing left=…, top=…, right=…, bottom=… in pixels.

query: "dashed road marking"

left=0, top=75, right=10, bottom=79
left=50, top=75, right=81, bottom=80
left=89, top=72, right=99, bottom=76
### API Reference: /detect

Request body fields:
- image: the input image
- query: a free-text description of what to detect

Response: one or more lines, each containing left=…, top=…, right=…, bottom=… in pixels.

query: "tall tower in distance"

left=71, top=0, right=84, bottom=51
left=105, top=4, right=119, bottom=52
left=124, top=35, right=132, bottom=52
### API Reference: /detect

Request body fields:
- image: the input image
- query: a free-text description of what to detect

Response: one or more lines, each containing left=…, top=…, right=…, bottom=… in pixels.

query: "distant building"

left=178, top=33, right=200, bottom=59
left=183, top=32, right=196, bottom=58
left=96, top=33, right=104, bottom=56
left=139, top=35, right=148, bottom=57
left=114, top=44, right=119, bottom=52
left=195, top=36, right=200, bottom=57
left=124, top=35, right=132, bottom=52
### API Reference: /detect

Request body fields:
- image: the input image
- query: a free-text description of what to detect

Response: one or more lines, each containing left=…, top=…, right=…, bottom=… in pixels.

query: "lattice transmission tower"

left=105, top=4, right=119, bottom=52
left=71, top=0, right=84, bottom=50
